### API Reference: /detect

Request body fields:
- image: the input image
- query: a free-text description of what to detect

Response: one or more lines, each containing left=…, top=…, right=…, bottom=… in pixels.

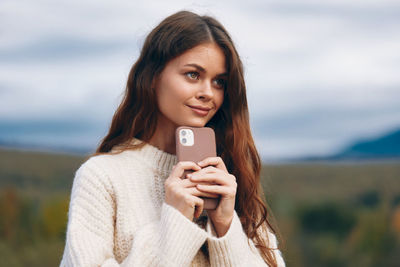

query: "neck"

left=148, top=117, right=177, bottom=155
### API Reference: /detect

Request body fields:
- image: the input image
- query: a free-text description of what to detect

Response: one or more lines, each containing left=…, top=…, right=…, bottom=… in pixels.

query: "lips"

left=187, top=105, right=212, bottom=111
left=187, top=105, right=212, bottom=116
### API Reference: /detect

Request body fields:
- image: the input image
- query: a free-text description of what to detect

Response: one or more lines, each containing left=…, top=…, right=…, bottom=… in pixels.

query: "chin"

left=181, top=119, right=208, bottom=128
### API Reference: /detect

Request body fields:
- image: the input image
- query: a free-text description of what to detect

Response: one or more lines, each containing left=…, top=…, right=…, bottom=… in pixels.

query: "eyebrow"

left=184, top=63, right=227, bottom=77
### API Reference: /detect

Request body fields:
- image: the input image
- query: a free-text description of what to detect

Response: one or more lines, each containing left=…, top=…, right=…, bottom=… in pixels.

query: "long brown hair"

left=95, top=10, right=281, bottom=265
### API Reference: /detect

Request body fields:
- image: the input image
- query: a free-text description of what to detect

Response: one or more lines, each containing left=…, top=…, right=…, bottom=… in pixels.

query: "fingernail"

left=186, top=173, right=192, bottom=178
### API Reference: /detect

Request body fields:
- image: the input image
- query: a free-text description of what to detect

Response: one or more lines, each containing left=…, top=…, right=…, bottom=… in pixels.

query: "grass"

left=1, top=147, right=399, bottom=266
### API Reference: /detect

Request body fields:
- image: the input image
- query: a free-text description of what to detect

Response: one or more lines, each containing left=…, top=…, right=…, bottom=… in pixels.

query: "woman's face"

left=153, top=42, right=226, bottom=131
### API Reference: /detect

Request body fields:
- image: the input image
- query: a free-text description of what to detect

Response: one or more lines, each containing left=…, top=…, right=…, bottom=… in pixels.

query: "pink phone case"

left=175, top=126, right=219, bottom=210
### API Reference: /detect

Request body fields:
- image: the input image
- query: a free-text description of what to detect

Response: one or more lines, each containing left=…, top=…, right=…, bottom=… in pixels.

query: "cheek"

left=159, top=75, right=191, bottom=101
left=156, top=83, right=188, bottom=115
left=156, top=86, right=173, bottom=114
left=157, top=90, right=178, bottom=115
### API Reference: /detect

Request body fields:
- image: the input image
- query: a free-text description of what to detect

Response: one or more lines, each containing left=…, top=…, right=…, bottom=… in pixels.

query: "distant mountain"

left=336, top=129, right=400, bottom=159
left=0, top=119, right=102, bottom=155
left=303, top=128, right=400, bottom=161
left=0, top=139, right=92, bottom=155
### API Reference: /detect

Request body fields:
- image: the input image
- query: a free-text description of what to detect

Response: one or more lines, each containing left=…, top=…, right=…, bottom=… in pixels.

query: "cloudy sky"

left=0, top=0, right=399, bottom=160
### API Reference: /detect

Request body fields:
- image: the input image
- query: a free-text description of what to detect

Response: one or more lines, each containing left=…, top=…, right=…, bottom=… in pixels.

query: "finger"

left=180, top=178, right=200, bottom=188
left=190, top=173, right=233, bottom=186
left=171, top=161, right=201, bottom=179
left=180, top=178, right=216, bottom=188
left=186, top=187, right=220, bottom=198
left=193, top=197, right=204, bottom=218
left=196, top=184, right=236, bottom=197
left=188, top=166, right=218, bottom=178
left=197, top=157, right=227, bottom=171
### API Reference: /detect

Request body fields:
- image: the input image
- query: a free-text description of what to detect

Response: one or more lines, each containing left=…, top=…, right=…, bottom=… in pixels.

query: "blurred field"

left=0, top=148, right=399, bottom=266
left=261, top=163, right=400, bottom=266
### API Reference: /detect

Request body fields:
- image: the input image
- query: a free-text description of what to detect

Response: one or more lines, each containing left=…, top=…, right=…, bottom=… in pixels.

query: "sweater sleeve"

left=60, top=160, right=208, bottom=267
left=205, top=211, right=285, bottom=267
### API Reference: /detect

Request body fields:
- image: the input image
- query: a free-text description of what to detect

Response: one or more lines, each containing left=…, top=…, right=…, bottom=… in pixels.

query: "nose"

left=195, top=80, right=214, bottom=100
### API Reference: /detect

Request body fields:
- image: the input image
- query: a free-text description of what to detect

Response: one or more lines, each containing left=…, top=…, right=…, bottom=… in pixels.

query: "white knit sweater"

left=60, top=139, right=285, bottom=266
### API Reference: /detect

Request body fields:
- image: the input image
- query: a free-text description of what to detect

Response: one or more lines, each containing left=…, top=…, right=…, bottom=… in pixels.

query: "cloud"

left=0, top=0, right=399, bottom=159
left=252, top=101, right=400, bottom=159
left=0, top=36, right=135, bottom=62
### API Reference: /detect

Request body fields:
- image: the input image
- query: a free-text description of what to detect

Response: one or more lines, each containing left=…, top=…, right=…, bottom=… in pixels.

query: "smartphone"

left=175, top=126, right=219, bottom=210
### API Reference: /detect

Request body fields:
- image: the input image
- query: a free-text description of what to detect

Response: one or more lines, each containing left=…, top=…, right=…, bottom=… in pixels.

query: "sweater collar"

left=129, top=138, right=177, bottom=173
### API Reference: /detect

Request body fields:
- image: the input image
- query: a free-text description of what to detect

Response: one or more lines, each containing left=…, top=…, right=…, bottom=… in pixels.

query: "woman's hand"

left=188, top=157, right=237, bottom=237
left=165, top=161, right=219, bottom=221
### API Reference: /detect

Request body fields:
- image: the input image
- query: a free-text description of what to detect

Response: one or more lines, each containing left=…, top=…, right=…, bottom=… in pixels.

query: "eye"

left=185, top=71, right=199, bottom=80
left=214, top=78, right=226, bottom=89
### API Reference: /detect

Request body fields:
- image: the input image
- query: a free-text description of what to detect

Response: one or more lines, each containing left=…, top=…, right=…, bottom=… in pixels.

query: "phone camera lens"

left=182, top=138, right=187, bottom=144
left=181, top=130, right=187, bottom=136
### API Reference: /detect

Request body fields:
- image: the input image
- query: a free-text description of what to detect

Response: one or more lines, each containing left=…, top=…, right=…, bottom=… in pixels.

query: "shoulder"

left=256, top=222, right=280, bottom=249
left=74, top=149, right=150, bottom=186
left=78, top=149, right=141, bottom=175
left=266, top=228, right=279, bottom=249
left=75, top=153, right=116, bottom=180
left=72, top=152, right=129, bottom=192
left=80, top=152, right=120, bottom=171
left=266, top=228, right=286, bottom=266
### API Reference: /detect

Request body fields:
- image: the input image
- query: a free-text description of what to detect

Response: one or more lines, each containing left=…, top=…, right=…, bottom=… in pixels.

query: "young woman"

left=61, top=10, right=285, bottom=267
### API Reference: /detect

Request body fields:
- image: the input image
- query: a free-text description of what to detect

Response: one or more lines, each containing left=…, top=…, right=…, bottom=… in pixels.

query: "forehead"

left=170, top=43, right=226, bottom=73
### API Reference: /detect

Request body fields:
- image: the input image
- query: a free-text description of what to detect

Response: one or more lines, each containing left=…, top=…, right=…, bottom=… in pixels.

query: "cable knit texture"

left=60, top=139, right=285, bottom=266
